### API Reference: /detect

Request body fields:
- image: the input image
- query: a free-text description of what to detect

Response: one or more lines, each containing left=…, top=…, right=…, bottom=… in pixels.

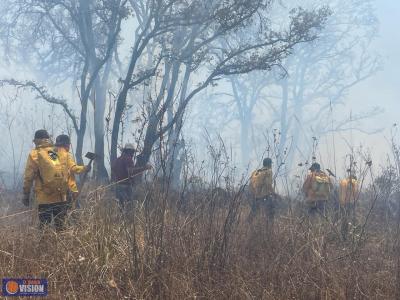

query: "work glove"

left=85, top=164, right=92, bottom=173
left=22, top=193, right=30, bottom=207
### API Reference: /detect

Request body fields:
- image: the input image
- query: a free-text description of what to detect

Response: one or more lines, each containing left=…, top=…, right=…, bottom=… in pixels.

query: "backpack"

left=311, top=173, right=330, bottom=199
left=250, top=168, right=273, bottom=198
left=37, top=147, right=69, bottom=195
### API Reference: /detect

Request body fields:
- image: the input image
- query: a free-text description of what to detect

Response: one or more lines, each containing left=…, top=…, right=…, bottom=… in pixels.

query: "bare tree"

left=202, top=0, right=380, bottom=170
left=276, top=0, right=381, bottom=169
left=0, top=0, right=128, bottom=180
left=0, top=0, right=329, bottom=185
left=110, top=0, right=330, bottom=179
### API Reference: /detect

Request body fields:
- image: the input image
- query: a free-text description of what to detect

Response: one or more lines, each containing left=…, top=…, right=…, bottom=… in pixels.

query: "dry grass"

left=0, top=179, right=399, bottom=300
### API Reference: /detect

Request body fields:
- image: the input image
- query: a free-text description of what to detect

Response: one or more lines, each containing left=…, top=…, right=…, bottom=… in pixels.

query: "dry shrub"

left=0, top=183, right=398, bottom=299
left=1, top=150, right=399, bottom=299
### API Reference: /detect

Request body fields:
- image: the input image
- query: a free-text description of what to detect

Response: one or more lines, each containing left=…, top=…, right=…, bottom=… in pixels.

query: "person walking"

left=302, top=162, right=333, bottom=216
left=248, top=158, right=276, bottom=224
left=111, top=143, right=152, bottom=209
left=22, top=130, right=70, bottom=230
left=55, top=134, right=90, bottom=208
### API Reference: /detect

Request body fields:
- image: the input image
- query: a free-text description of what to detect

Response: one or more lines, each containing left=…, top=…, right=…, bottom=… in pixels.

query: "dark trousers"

left=307, top=199, right=327, bottom=217
left=38, top=202, right=70, bottom=230
left=248, top=195, right=275, bottom=223
left=115, top=184, right=134, bottom=210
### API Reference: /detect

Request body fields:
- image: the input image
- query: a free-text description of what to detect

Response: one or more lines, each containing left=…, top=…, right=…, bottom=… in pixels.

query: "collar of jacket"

left=55, top=146, right=68, bottom=152
left=312, top=170, right=325, bottom=176
left=256, top=166, right=271, bottom=174
left=34, top=138, right=53, bottom=148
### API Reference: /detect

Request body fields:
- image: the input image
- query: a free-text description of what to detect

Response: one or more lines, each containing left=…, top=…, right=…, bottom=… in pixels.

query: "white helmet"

left=123, top=143, right=135, bottom=151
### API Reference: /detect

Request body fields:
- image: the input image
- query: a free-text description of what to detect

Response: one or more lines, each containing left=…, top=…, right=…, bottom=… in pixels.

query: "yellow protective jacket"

left=339, top=177, right=359, bottom=205
left=302, top=171, right=333, bottom=202
left=23, top=138, right=66, bottom=204
left=56, top=147, right=86, bottom=194
left=250, top=167, right=274, bottom=199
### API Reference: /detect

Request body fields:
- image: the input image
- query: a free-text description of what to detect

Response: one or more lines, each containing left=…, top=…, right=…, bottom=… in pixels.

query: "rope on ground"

left=85, top=170, right=148, bottom=195
left=0, top=209, right=34, bottom=220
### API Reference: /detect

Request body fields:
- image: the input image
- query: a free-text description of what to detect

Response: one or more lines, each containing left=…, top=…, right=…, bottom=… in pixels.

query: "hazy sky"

left=320, top=0, right=400, bottom=171
left=357, top=0, right=400, bottom=118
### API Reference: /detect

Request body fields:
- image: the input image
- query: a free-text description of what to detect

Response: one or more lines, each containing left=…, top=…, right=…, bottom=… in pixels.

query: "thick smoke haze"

left=0, top=0, right=399, bottom=190
left=1, top=3, right=400, bottom=298
left=336, top=0, right=400, bottom=169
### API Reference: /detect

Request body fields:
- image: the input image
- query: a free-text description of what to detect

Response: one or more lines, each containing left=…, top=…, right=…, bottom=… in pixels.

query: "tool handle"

left=80, top=159, right=93, bottom=187
left=73, top=158, right=94, bottom=208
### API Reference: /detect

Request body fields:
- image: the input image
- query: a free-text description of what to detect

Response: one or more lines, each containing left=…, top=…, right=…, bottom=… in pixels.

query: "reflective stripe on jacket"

left=302, top=171, right=332, bottom=202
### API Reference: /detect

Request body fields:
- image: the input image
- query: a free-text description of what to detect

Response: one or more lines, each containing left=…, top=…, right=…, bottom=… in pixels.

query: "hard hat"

left=123, top=143, right=136, bottom=151
left=309, top=162, right=321, bottom=171
left=34, top=129, right=50, bottom=139
left=263, top=158, right=272, bottom=167
left=55, top=134, right=71, bottom=146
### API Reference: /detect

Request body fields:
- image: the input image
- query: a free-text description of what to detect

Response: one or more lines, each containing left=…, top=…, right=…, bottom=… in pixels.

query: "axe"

left=73, top=152, right=98, bottom=209
left=326, top=168, right=336, bottom=178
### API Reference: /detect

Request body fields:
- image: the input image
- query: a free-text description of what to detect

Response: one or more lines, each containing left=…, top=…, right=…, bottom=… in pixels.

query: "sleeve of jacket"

left=68, top=174, right=79, bottom=193
left=67, top=152, right=86, bottom=174
left=23, top=152, right=38, bottom=195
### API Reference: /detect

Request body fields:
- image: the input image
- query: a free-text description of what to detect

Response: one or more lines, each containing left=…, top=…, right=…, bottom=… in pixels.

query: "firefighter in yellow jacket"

left=55, top=134, right=89, bottom=204
left=22, top=130, right=87, bottom=230
left=248, top=158, right=275, bottom=221
left=339, top=172, right=359, bottom=215
left=302, top=162, right=333, bottom=215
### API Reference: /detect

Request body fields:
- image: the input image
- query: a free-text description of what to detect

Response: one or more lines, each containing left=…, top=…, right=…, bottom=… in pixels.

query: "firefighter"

left=339, top=171, right=359, bottom=216
left=22, top=130, right=69, bottom=229
left=248, top=158, right=275, bottom=222
left=302, top=162, right=333, bottom=216
left=55, top=134, right=90, bottom=206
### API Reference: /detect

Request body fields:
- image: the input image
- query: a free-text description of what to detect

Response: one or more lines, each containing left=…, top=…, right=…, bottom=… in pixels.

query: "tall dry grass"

left=0, top=172, right=399, bottom=299
left=1, top=137, right=400, bottom=299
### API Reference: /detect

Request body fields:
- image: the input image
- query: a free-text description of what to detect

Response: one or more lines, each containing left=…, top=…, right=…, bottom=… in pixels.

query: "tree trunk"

left=284, top=57, right=308, bottom=170
left=93, top=80, right=109, bottom=181
left=230, top=77, right=251, bottom=167
left=278, top=78, right=289, bottom=167
left=110, top=33, right=152, bottom=163
left=136, top=117, right=158, bottom=168
left=93, top=52, right=113, bottom=181
left=285, top=107, right=301, bottom=170
left=164, top=61, right=182, bottom=183
left=240, top=112, right=251, bottom=166
left=166, top=61, right=192, bottom=187
left=75, top=98, right=88, bottom=165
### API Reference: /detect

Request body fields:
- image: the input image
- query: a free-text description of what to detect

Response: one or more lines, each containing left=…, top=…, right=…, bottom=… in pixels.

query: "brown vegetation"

left=0, top=170, right=399, bottom=299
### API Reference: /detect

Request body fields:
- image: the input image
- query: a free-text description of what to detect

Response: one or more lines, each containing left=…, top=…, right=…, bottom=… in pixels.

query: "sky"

left=318, top=0, right=400, bottom=172
left=355, top=0, right=400, bottom=121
